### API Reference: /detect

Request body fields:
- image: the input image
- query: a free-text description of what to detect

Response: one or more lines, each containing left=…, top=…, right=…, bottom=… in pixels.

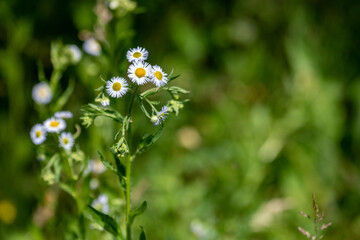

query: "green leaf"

left=81, top=103, right=123, bottom=127
left=97, top=151, right=117, bottom=173
left=139, top=226, right=146, bottom=240
left=129, top=201, right=147, bottom=226
left=139, top=101, right=151, bottom=118
left=135, top=125, right=164, bottom=156
left=84, top=205, right=121, bottom=237
left=165, top=86, right=190, bottom=94
left=140, top=88, right=159, bottom=98
left=167, top=74, right=180, bottom=83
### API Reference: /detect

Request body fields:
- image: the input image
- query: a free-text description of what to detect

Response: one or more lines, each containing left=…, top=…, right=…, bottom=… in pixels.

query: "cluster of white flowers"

left=105, top=46, right=169, bottom=99
left=103, top=46, right=169, bottom=125
left=30, top=111, right=75, bottom=150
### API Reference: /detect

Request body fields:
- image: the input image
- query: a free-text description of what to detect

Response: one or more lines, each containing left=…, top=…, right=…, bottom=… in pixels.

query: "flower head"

left=32, top=82, right=52, bottom=104
left=101, top=97, right=110, bottom=106
left=128, top=61, right=151, bottom=85
left=152, top=106, right=169, bottom=125
left=92, top=194, right=109, bottom=214
left=66, top=44, right=82, bottom=63
left=55, top=111, right=73, bottom=119
left=126, top=46, right=148, bottom=63
left=30, top=124, right=47, bottom=145
left=151, top=65, right=168, bottom=87
left=106, top=77, right=128, bottom=98
left=58, top=132, right=74, bottom=150
left=44, top=117, right=66, bottom=133
left=83, top=38, right=101, bottom=56
left=87, top=159, right=106, bottom=175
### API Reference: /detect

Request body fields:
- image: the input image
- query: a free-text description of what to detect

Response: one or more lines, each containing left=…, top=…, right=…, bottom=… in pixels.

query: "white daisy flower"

left=100, top=97, right=110, bottom=106
left=32, top=82, right=52, bottom=104
left=67, top=44, right=82, bottom=63
left=126, top=46, right=148, bottom=63
left=58, top=132, right=74, bottom=150
left=83, top=38, right=101, bottom=56
left=151, top=65, right=168, bottom=87
left=54, top=111, right=73, bottom=119
left=43, top=117, right=66, bottom=133
left=128, top=61, right=151, bottom=85
left=30, top=124, right=47, bottom=145
left=106, top=77, right=128, bottom=98
left=87, top=159, right=106, bottom=175
left=151, top=106, right=169, bottom=125
left=92, top=194, right=109, bottom=214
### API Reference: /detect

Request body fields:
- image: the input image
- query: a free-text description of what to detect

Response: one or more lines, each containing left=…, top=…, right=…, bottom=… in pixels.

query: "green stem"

left=125, top=155, right=132, bottom=240
left=124, top=86, right=138, bottom=240
left=50, top=69, right=62, bottom=93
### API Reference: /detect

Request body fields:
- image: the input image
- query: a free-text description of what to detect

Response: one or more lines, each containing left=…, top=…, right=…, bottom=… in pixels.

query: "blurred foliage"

left=1, top=0, right=360, bottom=239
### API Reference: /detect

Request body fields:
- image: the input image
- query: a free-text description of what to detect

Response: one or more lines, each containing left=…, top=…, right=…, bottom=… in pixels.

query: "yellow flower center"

left=112, top=82, right=122, bottom=91
left=133, top=52, right=141, bottom=58
left=36, top=130, right=42, bottom=138
left=154, top=71, right=163, bottom=80
left=50, top=121, right=59, bottom=127
left=39, top=88, right=47, bottom=97
left=63, top=138, right=69, bottom=144
left=135, top=68, right=146, bottom=78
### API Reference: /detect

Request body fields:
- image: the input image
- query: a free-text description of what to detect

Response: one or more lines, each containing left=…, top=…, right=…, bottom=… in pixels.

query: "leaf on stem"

left=139, top=226, right=146, bottom=240
left=129, top=201, right=147, bottom=226
left=84, top=205, right=121, bottom=237
left=134, top=125, right=164, bottom=156
left=81, top=103, right=123, bottom=127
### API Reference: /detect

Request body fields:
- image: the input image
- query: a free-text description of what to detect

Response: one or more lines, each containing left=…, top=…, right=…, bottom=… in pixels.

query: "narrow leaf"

left=97, top=151, right=117, bottom=173
left=84, top=205, right=120, bottom=237
left=135, top=125, right=164, bottom=156
left=129, top=201, right=147, bottom=225
left=139, top=226, right=146, bottom=240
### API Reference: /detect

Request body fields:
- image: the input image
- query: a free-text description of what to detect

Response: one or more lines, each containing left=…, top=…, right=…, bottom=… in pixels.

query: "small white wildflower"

left=106, top=77, right=128, bottom=98
left=54, top=111, right=73, bottom=119
left=30, top=124, right=47, bottom=145
left=101, top=97, right=110, bottom=106
left=126, top=46, right=148, bottom=63
left=32, top=82, right=52, bottom=104
left=152, top=106, right=169, bottom=125
left=83, top=38, right=101, bottom=56
left=150, top=65, right=168, bottom=87
left=92, top=194, right=109, bottom=214
left=128, top=61, right=151, bottom=85
left=90, top=178, right=100, bottom=190
left=43, top=117, right=66, bottom=133
left=88, top=159, right=106, bottom=175
left=58, top=132, right=74, bottom=150
left=67, top=44, right=82, bottom=63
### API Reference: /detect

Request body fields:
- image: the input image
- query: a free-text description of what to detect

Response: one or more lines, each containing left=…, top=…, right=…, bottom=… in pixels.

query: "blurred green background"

left=1, top=0, right=360, bottom=239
